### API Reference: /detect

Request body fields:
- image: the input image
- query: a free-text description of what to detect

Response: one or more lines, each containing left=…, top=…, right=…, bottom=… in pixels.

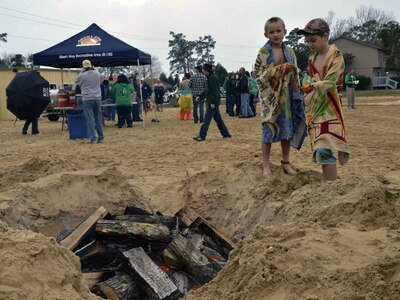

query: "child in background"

left=254, top=17, right=307, bottom=177
left=177, top=73, right=193, bottom=121
left=297, top=18, right=350, bottom=181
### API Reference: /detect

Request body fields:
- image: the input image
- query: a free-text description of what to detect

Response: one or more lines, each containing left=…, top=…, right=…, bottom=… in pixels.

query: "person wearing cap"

left=75, top=60, right=104, bottom=144
left=297, top=18, right=350, bottom=181
left=193, top=63, right=231, bottom=141
left=189, top=65, right=207, bottom=123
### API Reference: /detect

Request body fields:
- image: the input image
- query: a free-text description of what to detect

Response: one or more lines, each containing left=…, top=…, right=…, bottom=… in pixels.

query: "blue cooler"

left=66, top=110, right=89, bottom=139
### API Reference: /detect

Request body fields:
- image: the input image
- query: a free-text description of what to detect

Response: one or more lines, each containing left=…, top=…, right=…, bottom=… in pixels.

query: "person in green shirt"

left=111, top=74, right=134, bottom=128
left=345, top=69, right=357, bottom=109
left=193, top=63, right=231, bottom=141
left=248, top=71, right=259, bottom=116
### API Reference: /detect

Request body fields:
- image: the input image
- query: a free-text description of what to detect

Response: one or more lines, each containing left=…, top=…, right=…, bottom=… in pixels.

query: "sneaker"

left=223, top=135, right=231, bottom=138
left=193, top=136, right=204, bottom=141
left=97, top=139, right=104, bottom=144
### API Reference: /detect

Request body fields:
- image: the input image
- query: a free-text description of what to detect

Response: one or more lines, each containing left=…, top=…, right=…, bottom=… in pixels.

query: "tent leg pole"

left=150, top=63, right=157, bottom=122
left=61, top=68, right=64, bottom=88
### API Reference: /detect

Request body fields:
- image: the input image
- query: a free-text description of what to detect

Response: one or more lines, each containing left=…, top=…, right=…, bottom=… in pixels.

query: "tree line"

left=285, top=5, right=400, bottom=72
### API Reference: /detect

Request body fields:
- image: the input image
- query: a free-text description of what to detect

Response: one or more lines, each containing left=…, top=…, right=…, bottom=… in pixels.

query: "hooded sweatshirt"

left=111, top=83, right=134, bottom=107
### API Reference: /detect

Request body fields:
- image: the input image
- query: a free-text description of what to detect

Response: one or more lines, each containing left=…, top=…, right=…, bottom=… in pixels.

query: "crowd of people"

left=21, top=14, right=354, bottom=182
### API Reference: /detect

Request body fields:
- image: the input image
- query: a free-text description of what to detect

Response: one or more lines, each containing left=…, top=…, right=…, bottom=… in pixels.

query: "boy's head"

left=264, top=17, right=287, bottom=46
left=297, top=18, right=330, bottom=53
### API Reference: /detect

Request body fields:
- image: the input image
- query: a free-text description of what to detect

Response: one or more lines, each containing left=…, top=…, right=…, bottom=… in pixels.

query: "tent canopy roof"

left=33, top=23, right=151, bottom=68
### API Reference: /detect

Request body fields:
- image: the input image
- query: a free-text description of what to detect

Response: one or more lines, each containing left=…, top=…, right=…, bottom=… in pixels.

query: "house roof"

left=330, top=35, right=385, bottom=51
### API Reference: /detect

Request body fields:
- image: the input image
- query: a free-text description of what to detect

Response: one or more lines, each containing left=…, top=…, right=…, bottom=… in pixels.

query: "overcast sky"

left=0, top=0, right=399, bottom=75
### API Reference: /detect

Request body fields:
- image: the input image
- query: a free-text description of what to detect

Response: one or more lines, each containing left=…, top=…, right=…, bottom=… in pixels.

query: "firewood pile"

left=56, top=205, right=237, bottom=299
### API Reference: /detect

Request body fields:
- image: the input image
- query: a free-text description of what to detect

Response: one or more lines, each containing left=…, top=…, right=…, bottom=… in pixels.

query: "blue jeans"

left=198, top=105, right=230, bottom=139
left=227, top=94, right=235, bottom=116
left=82, top=99, right=104, bottom=142
left=22, top=118, right=39, bottom=134
left=240, top=93, right=254, bottom=117
left=104, top=98, right=116, bottom=120
left=193, top=95, right=205, bottom=123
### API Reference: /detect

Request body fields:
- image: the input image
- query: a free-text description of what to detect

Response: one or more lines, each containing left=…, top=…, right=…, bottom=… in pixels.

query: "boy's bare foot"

left=281, top=160, right=297, bottom=175
left=263, top=165, right=272, bottom=177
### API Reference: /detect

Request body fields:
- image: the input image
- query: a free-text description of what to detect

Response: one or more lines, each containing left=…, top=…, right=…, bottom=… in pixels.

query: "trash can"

left=66, top=110, right=89, bottom=139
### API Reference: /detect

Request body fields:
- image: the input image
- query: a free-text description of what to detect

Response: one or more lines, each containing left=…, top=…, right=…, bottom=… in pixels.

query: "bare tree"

left=324, top=10, right=350, bottom=39
left=348, top=5, right=394, bottom=28
left=128, top=55, right=163, bottom=79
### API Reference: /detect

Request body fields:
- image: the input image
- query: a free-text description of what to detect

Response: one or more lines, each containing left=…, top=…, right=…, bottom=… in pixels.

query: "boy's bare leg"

left=262, top=142, right=272, bottom=177
left=281, top=139, right=297, bottom=175
left=322, top=164, right=337, bottom=181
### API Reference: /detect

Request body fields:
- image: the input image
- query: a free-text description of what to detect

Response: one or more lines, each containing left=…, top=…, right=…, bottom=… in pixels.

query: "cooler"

left=68, top=92, right=77, bottom=107
left=58, top=92, right=69, bottom=107
left=66, top=110, right=89, bottom=139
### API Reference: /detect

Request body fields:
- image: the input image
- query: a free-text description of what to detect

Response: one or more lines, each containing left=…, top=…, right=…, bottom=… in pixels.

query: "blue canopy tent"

left=33, top=23, right=151, bottom=68
left=33, top=23, right=152, bottom=127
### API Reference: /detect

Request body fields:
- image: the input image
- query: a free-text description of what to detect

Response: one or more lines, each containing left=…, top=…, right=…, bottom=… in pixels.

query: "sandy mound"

left=0, top=224, right=99, bottom=300
left=0, top=164, right=151, bottom=236
left=0, top=95, right=399, bottom=299
left=187, top=223, right=400, bottom=300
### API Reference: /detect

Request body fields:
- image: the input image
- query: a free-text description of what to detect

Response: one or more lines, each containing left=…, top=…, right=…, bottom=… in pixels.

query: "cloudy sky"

left=0, top=0, right=399, bottom=74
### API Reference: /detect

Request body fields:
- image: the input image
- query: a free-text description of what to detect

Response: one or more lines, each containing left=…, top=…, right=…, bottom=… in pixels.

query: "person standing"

left=193, top=63, right=231, bottom=141
left=237, top=67, right=254, bottom=118
left=140, top=78, right=153, bottom=117
left=345, top=69, right=357, bottom=109
left=298, top=18, right=350, bottom=181
left=130, top=74, right=142, bottom=122
left=153, top=79, right=166, bottom=112
left=101, top=79, right=115, bottom=121
left=22, top=117, right=39, bottom=135
left=249, top=71, right=259, bottom=116
left=177, top=73, right=193, bottom=120
left=224, top=72, right=237, bottom=117
left=111, top=74, right=134, bottom=128
left=189, top=65, right=207, bottom=123
left=254, top=17, right=307, bottom=177
left=75, top=60, right=104, bottom=144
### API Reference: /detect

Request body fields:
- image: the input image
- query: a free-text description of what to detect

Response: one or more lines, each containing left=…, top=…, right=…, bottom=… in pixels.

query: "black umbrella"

left=6, top=70, right=50, bottom=119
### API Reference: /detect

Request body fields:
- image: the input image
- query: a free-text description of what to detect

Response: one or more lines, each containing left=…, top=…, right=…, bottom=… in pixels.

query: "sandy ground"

left=0, top=95, right=399, bottom=299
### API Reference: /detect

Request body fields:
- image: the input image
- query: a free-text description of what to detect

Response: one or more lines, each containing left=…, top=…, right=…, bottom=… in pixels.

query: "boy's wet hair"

left=264, top=17, right=286, bottom=32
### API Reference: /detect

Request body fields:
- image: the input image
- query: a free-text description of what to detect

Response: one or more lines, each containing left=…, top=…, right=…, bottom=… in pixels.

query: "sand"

left=0, top=94, right=399, bottom=299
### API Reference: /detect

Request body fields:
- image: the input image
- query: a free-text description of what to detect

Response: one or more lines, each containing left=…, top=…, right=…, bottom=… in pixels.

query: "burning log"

left=123, top=205, right=152, bottom=216
left=82, top=270, right=115, bottom=289
left=80, top=248, right=122, bottom=272
left=193, top=216, right=237, bottom=258
left=165, top=234, right=221, bottom=285
left=122, top=247, right=179, bottom=299
left=92, top=273, right=139, bottom=300
left=96, top=219, right=172, bottom=243
left=114, top=215, right=179, bottom=231
left=161, top=248, right=183, bottom=269
left=59, top=206, right=109, bottom=251
left=174, top=207, right=200, bottom=227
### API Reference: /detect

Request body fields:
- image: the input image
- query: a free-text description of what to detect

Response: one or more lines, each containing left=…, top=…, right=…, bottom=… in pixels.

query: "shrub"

left=355, top=75, right=371, bottom=90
